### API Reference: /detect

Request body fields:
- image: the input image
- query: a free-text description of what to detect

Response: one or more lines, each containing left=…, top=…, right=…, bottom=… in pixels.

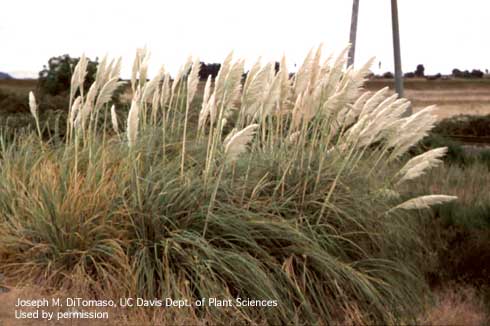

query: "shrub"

left=433, top=114, right=490, bottom=137
left=0, top=46, right=455, bottom=324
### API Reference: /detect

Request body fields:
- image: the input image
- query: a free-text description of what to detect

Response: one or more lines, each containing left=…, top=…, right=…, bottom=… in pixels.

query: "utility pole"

left=347, top=0, right=360, bottom=67
left=391, top=0, right=410, bottom=115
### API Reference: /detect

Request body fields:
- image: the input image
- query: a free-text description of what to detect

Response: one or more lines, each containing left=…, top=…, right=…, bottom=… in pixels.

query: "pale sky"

left=1, top=0, right=489, bottom=78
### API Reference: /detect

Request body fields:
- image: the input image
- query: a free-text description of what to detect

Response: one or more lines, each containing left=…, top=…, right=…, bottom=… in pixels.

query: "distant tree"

left=452, top=68, right=463, bottom=78
left=382, top=71, right=394, bottom=79
left=415, top=64, right=425, bottom=77
left=38, top=54, right=98, bottom=96
left=199, top=62, right=221, bottom=80
left=404, top=72, right=415, bottom=78
left=470, top=69, right=484, bottom=78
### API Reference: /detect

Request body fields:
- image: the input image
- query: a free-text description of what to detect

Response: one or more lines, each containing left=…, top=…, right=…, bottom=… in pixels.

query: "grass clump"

left=433, top=114, right=490, bottom=138
left=0, top=46, right=455, bottom=324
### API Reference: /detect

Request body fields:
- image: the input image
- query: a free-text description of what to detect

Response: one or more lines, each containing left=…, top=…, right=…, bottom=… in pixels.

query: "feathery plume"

left=110, top=57, right=122, bottom=80
left=70, top=96, right=82, bottom=126
left=198, top=76, right=213, bottom=132
left=110, top=105, right=119, bottom=134
left=187, top=57, right=201, bottom=104
left=172, top=56, right=193, bottom=95
left=141, top=65, right=164, bottom=103
left=151, top=87, right=160, bottom=122
left=94, top=77, right=124, bottom=112
left=224, top=124, right=259, bottom=162
left=159, top=73, right=171, bottom=108
left=396, top=147, right=447, bottom=184
left=131, top=49, right=141, bottom=92
left=223, top=128, right=238, bottom=145
left=242, top=57, right=262, bottom=98
left=29, top=91, right=42, bottom=139
left=70, top=54, right=88, bottom=101
left=139, top=48, right=150, bottom=89
left=278, top=54, right=290, bottom=108
left=95, top=55, right=108, bottom=88
left=392, top=195, right=457, bottom=211
left=127, top=91, right=141, bottom=148
left=28, top=91, right=38, bottom=119
left=207, top=93, right=217, bottom=126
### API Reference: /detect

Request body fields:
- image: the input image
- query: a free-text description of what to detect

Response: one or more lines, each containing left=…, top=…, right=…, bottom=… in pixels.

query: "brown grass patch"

left=419, top=284, right=487, bottom=326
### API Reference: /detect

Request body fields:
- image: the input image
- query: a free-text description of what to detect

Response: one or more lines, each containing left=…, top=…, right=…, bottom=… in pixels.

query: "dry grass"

left=0, top=284, right=263, bottom=325
left=0, top=286, right=116, bottom=326
left=0, top=79, right=37, bottom=98
left=402, top=163, right=490, bottom=206
left=419, top=284, right=487, bottom=326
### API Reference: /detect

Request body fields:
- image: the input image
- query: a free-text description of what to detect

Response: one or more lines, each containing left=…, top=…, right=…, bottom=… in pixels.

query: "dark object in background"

left=382, top=71, right=394, bottom=79
left=198, top=62, right=221, bottom=80
left=38, top=54, right=98, bottom=96
left=0, top=72, right=13, bottom=80
left=452, top=68, right=484, bottom=79
left=470, top=69, right=484, bottom=78
left=415, top=64, right=425, bottom=77
left=452, top=68, right=463, bottom=78
left=0, top=88, right=29, bottom=113
left=426, top=73, right=442, bottom=81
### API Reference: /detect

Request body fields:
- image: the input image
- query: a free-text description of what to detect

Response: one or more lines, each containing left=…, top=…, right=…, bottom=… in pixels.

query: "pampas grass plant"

left=0, top=45, right=457, bottom=325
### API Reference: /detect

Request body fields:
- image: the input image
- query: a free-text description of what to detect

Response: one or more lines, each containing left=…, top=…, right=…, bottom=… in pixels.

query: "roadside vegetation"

left=1, top=46, right=488, bottom=324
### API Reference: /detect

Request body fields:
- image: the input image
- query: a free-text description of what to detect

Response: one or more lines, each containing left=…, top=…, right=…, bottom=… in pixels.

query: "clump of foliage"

left=452, top=68, right=485, bottom=79
left=0, top=46, right=456, bottom=324
left=433, top=114, right=490, bottom=138
left=38, top=54, right=98, bottom=96
left=199, top=62, right=221, bottom=80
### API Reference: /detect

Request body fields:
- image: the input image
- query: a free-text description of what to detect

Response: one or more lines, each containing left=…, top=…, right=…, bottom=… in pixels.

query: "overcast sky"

left=1, top=0, right=489, bottom=78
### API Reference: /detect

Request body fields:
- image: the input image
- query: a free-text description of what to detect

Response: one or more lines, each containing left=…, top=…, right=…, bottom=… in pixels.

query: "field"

left=366, top=78, right=490, bottom=120
left=4, top=77, right=490, bottom=119
left=0, top=56, right=489, bottom=325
